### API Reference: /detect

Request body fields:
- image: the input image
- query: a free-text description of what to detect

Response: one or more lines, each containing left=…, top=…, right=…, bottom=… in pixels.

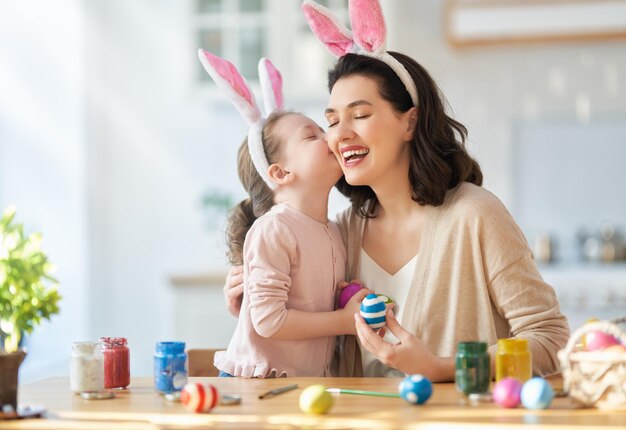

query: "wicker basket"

left=558, top=317, right=626, bottom=410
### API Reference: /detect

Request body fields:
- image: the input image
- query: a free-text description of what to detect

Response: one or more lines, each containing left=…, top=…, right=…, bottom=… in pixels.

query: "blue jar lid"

left=155, top=341, right=185, bottom=354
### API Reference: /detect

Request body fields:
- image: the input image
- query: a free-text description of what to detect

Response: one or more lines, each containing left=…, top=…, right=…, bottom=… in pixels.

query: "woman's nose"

left=332, top=121, right=355, bottom=143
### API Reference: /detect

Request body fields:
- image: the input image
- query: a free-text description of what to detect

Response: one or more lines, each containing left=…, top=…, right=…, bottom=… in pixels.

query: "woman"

left=224, top=0, right=569, bottom=381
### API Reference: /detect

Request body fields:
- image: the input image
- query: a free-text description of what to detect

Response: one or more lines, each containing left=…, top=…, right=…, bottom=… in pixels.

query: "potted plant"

left=0, top=205, right=61, bottom=413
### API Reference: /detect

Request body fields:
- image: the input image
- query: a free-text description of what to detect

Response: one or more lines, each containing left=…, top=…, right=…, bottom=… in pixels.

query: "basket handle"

left=561, top=317, right=626, bottom=357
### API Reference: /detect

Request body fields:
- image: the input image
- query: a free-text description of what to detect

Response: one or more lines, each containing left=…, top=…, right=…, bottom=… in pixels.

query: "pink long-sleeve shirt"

left=214, top=203, right=346, bottom=377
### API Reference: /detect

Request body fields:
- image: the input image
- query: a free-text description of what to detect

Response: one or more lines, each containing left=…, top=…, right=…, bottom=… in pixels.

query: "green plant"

left=201, top=189, right=234, bottom=231
left=0, top=206, right=61, bottom=353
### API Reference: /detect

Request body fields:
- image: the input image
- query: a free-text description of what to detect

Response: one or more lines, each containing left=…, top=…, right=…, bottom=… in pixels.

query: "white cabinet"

left=539, top=264, right=626, bottom=330
left=169, top=271, right=237, bottom=350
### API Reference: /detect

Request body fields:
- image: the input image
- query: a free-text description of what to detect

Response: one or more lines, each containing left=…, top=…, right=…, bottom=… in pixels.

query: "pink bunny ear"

left=198, top=49, right=261, bottom=125
left=302, top=0, right=354, bottom=57
left=258, top=58, right=284, bottom=115
left=349, top=0, right=386, bottom=53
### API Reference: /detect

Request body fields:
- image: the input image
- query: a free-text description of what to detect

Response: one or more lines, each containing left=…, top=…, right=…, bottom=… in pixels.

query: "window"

left=193, top=0, right=348, bottom=98
left=194, top=0, right=268, bottom=82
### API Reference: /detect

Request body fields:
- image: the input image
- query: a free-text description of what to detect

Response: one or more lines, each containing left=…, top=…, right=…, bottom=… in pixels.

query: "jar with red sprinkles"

left=100, top=337, right=130, bottom=389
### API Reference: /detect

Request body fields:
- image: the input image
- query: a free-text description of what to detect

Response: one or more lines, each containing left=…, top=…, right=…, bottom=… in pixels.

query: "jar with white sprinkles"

left=70, top=341, right=104, bottom=393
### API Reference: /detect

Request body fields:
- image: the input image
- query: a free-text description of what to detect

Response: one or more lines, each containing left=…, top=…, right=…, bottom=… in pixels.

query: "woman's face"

left=324, top=75, right=415, bottom=187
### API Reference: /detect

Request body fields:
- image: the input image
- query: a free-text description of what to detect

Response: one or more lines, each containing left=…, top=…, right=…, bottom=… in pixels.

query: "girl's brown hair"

left=328, top=52, right=482, bottom=217
left=226, top=111, right=292, bottom=265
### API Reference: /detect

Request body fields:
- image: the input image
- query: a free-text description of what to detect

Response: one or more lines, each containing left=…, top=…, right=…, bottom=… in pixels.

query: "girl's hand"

left=223, top=265, right=244, bottom=317
left=354, top=309, right=453, bottom=382
left=341, top=287, right=372, bottom=335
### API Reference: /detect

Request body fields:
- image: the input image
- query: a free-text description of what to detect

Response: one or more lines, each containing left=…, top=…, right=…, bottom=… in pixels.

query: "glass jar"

left=455, top=341, right=490, bottom=395
left=100, top=337, right=130, bottom=389
left=153, top=341, right=187, bottom=394
left=70, top=341, right=104, bottom=393
left=496, top=338, right=532, bottom=382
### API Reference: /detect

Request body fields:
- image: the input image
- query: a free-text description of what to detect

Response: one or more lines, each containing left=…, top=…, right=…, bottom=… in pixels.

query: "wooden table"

left=8, top=377, right=626, bottom=429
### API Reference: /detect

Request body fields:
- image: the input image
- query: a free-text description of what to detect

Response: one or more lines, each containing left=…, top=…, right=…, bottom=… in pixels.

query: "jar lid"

left=457, top=341, right=487, bottom=354
left=71, top=341, right=99, bottom=355
left=155, top=341, right=186, bottom=354
left=497, top=338, right=529, bottom=353
left=100, top=337, right=128, bottom=349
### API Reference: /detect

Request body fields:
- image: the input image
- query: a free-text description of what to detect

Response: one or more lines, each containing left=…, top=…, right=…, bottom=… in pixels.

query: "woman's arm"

left=486, top=254, right=570, bottom=376
left=477, top=194, right=570, bottom=376
left=355, top=309, right=455, bottom=382
left=223, top=265, right=243, bottom=317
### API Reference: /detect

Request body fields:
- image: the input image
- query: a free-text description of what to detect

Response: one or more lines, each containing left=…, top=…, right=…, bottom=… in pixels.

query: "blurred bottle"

left=534, top=233, right=552, bottom=264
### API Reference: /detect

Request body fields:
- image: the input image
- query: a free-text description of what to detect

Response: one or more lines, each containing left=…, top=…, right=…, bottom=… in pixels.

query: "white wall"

left=386, top=1, right=626, bottom=210
left=0, top=0, right=88, bottom=382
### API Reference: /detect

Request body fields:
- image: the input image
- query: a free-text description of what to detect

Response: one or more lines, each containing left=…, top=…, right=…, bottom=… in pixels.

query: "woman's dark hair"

left=328, top=52, right=482, bottom=217
left=226, top=111, right=293, bottom=265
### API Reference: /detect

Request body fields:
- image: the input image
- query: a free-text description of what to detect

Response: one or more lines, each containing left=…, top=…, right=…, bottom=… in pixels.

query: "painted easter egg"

left=492, top=377, right=522, bottom=408
left=338, top=283, right=363, bottom=309
left=603, top=344, right=626, bottom=354
left=399, top=374, right=433, bottom=405
left=180, top=382, right=219, bottom=413
left=521, top=377, right=554, bottom=410
left=377, top=294, right=393, bottom=304
left=299, top=384, right=333, bottom=415
left=584, top=330, right=620, bottom=351
left=360, top=293, right=387, bottom=329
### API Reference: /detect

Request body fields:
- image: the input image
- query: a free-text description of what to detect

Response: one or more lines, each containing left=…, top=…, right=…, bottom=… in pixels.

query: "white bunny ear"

left=198, top=49, right=261, bottom=125
left=349, top=0, right=386, bottom=53
left=302, top=0, right=354, bottom=57
left=258, top=58, right=284, bottom=116
left=198, top=49, right=276, bottom=190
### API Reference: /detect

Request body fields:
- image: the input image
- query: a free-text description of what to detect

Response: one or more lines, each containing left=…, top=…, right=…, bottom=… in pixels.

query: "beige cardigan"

left=333, top=183, right=570, bottom=378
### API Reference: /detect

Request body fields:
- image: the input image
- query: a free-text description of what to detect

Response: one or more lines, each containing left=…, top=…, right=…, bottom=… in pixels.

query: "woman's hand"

left=223, top=265, right=244, bottom=317
left=354, top=309, right=454, bottom=382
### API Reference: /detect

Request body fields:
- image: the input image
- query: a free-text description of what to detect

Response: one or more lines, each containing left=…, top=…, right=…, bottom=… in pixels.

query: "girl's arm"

left=269, top=288, right=371, bottom=340
left=246, top=216, right=371, bottom=340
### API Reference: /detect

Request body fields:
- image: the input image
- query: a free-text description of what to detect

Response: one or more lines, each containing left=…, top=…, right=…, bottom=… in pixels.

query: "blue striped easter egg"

left=360, top=293, right=387, bottom=329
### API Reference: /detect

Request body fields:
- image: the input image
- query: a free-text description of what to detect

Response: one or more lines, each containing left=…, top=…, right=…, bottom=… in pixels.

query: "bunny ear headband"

left=302, top=0, right=418, bottom=107
left=198, top=50, right=284, bottom=189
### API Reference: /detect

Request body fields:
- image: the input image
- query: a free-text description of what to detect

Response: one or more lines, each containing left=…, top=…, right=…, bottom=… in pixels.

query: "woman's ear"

left=267, top=163, right=294, bottom=186
left=403, top=107, right=418, bottom=141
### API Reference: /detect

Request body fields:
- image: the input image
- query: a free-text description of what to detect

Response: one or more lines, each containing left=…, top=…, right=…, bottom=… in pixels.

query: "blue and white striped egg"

left=360, top=293, right=387, bottom=329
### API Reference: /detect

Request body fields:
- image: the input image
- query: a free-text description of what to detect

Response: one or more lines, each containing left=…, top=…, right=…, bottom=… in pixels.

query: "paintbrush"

left=326, top=388, right=401, bottom=398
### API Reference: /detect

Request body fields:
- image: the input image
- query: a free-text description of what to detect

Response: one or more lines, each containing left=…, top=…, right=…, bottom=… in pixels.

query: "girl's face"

left=274, top=113, right=342, bottom=188
left=325, top=75, right=415, bottom=187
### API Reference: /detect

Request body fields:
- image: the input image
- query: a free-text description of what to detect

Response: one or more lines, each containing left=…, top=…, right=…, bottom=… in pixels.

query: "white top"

left=358, top=248, right=417, bottom=377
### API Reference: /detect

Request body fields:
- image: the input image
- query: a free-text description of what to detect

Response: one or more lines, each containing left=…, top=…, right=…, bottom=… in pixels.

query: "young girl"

left=198, top=51, right=369, bottom=377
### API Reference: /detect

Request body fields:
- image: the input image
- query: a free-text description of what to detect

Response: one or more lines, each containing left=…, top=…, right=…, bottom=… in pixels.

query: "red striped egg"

left=180, top=383, right=219, bottom=413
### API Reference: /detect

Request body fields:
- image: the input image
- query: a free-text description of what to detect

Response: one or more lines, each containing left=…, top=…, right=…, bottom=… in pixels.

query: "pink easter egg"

left=584, top=330, right=620, bottom=351
left=338, top=283, right=363, bottom=309
left=180, top=383, right=219, bottom=413
left=603, top=344, right=626, bottom=354
left=493, top=377, right=522, bottom=408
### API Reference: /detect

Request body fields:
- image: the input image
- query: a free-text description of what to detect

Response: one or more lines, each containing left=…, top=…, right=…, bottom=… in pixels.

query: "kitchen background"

left=1, top=0, right=625, bottom=382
